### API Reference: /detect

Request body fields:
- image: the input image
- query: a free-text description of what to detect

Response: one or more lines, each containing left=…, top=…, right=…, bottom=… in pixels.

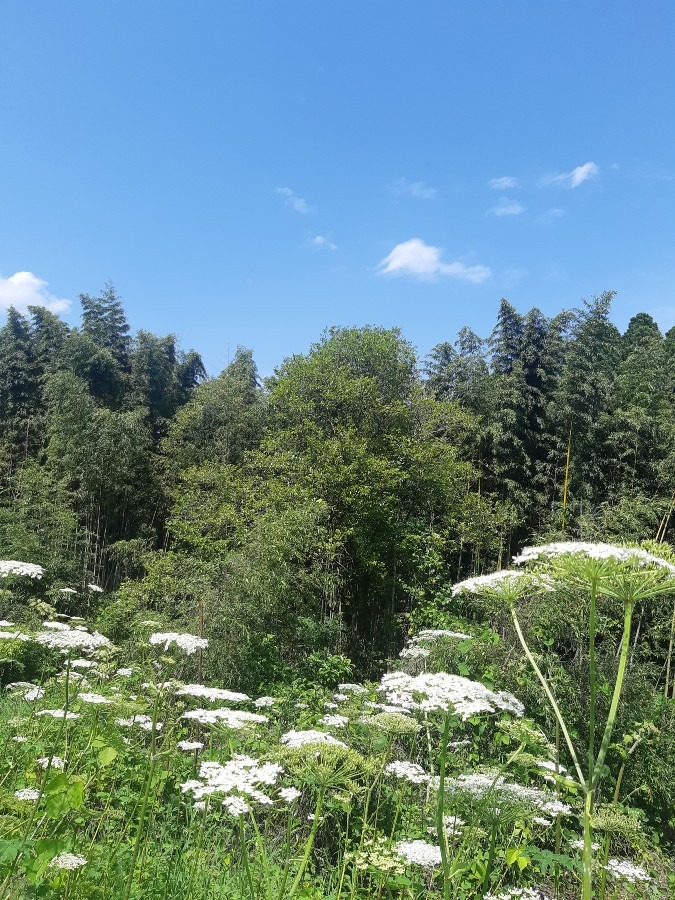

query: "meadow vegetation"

left=1, top=288, right=675, bottom=896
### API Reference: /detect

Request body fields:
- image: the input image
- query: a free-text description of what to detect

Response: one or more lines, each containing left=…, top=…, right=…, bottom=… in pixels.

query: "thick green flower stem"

left=509, top=607, right=586, bottom=790
left=249, top=808, right=273, bottom=900
left=437, top=714, right=452, bottom=900
left=591, top=602, right=634, bottom=791
left=582, top=790, right=594, bottom=900
left=588, top=576, right=598, bottom=783
left=287, top=785, right=326, bottom=900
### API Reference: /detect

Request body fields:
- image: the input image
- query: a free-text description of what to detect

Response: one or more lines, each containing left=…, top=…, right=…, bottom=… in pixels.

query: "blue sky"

left=1, top=1, right=674, bottom=376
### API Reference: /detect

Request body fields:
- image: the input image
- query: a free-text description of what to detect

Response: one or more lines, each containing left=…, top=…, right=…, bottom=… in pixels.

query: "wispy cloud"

left=488, top=198, right=525, bottom=217
left=389, top=178, right=438, bottom=199
left=0, top=272, right=71, bottom=314
left=377, top=239, right=491, bottom=283
left=489, top=176, right=520, bottom=190
left=276, top=186, right=314, bottom=213
left=542, top=161, right=599, bottom=188
left=308, top=235, right=337, bottom=251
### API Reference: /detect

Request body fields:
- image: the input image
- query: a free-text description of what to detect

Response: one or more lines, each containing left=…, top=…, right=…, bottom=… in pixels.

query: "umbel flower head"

left=148, top=632, right=208, bottom=655
left=35, top=629, right=112, bottom=654
left=377, top=671, right=524, bottom=719
left=0, top=560, right=44, bottom=579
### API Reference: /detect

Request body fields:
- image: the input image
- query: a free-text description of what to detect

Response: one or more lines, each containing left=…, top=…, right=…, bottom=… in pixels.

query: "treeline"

left=1, top=286, right=674, bottom=682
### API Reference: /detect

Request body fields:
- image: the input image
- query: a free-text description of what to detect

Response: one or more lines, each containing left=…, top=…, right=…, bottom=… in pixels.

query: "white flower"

left=0, top=560, right=44, bottom=579
left=71, top=659, right=95, bottom=669
left=399, top=647, right=430, bottom=659
left=37, top=756, right=66, bottom=770
left=50, top=852, right=87, bottom=870
left=42, top=621, right=70, bottom=631
left=181, top=755, right=283, bottom=806
left=604, top=858, right=652, bottom=883
left=177, top=684, right=250, bottom=703
left=411, top=629, right=472, bottom=643
left=254, top=696, right=276, bottom=708
left=15, top=788, right=41, bottom=801
left=452, top=569, right=529, bottom=596
left=338, top=683, right=367, bottom=694
left=333, top=693, right=349, bottom=702
left=537, top=759, right=567, bottom=774
left=87, top=583, right=104, bottom=593
left=59, top=588, right=77, bottom=594
left=115, top=668, right=134, bottom=677
left=148, top=632, right=208, bottom=655
left=12, top=736, right=28, bottom=743
left=0, top=631, right=31, bottom=642
left=280, top=730, right=347, bottom=749
left=569, top=838, right=600, bottom=851
left=115, top=714, right=161, bottom=732
left=385, top=760, right=430, bottom=784
left=177, top=740, right=204, bottom=751
left=377, top=671, right=524, bottom=719
left=324, top=701, right=338, bottom=709
left=36, top=710, right=80, bottom=720
left=35, top=630, right=111, bottom=653
left=513, top=541, right=675, bottom=574
left=394, top=839, right=442, bottom=867
left=181, top=708, right=267, bottom=729
left=0, top=619, right=13, bottom=627
left=320, top=714, right=349, bottom=728
left=485, top=889, right=550, bottom=900
left=6, top=682, right=44, bottom=701
left=222, top=796, right=249, bottom=816
left=78, top=692, right=112, bottom=705
left=279, top=787, right=301, bottom=802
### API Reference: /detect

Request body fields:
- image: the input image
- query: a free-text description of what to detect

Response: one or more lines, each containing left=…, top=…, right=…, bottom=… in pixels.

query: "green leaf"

left=97, top=746, right=118, bottom=767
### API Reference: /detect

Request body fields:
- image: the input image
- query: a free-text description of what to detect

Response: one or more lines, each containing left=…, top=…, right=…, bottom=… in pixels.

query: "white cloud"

left=0, top=272, right=71, bottom=314
left=276, top=186, right=313, bottom=213
left=377, top=239, right=491, bottom=283
left=542, top=161, right=599, bottom=188
left=489, top=176, right=520, bottom=189
left=308, top=235, right=337, bottom=251
left=390, top=178, right=437, bottom=199
left=488, top=198, right=525, bottom=217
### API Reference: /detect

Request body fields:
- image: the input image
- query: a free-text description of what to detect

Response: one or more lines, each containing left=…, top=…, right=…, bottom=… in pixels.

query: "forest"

left=0, top=286, right=674, bottom=898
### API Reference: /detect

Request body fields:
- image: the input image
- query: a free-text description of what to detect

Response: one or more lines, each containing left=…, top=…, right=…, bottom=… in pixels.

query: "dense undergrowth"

left=1, top=544, right=674, bottom=899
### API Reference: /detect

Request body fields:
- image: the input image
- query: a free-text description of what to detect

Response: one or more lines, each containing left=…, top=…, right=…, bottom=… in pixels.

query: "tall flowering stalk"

left=454, top=543, right=675, bottom=900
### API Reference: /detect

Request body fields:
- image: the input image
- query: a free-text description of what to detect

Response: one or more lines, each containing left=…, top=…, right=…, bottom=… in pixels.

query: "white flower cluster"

left=148, top=632, right=208, bottom=655
left=50, top=852, right=87, bottom=870
left=0, top=620, right=13, bottom=627
left=177, top=684, right=250, bottom=703
left=177, top=740, right=204, bottom=751
left=320, top=714, right=349, bottom=728
left=0, top=560, right=44, bottom=579
left=115, top=714, right=159, bottom=732
left=452, top=569, right=528, bottom=596
left=485, top=889, right=550, bottom=900
left=78, top=692, right=112, bottom=705
left=604, top=858, right=652, bottom=883
left=412, top=629, right=473, bottom=643
left=15, top=788, right=41, bottom=801
left=338, top=683, right=368, bottom=695
left=36, top=709, right=80, bottom=720
left=71, top=659, right=96, bottom=669
left=181, top=755, right=284, bottom=808
left=399, top=647, right=430, bottom=659
left=0, top=631, right=31, bottom=642
left=35, top=630, right=111, bottom=653
left=43, top=621, right=70, bottom=631
left=377, top=671, right=524, bottom=720
left=181, top=708, right=267, bottom=729
left=37, top=756, right=66, bottom=770
left=445, top=771, right=571, bottom=817
left=87, top=583, right=104, bottom=593
left=6, top=682, right=45, bottom=701
left=513, top=541, right=675, bottom=573
left=254, top=695, right=276, bottom=707
left=393, top=839, right=442, bottom=867
left=569, top=838, right=600, bottom=852
left=385, top=760, right=430, bottom=784
left=279, top=787, right=301, bottom=802
left=59, top=587, right=77, bottom=594
left=280, top=729, right=348, bottom=749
